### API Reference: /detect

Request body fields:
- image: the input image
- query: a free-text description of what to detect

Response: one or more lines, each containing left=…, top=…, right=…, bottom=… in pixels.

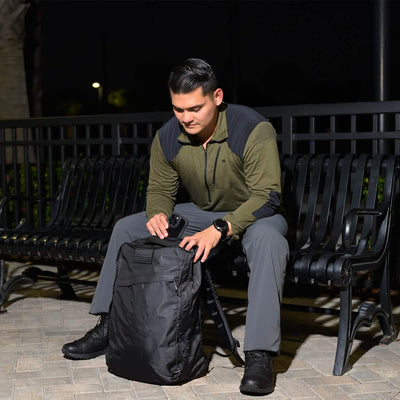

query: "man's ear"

left=213, top=88, right=224, bottom=106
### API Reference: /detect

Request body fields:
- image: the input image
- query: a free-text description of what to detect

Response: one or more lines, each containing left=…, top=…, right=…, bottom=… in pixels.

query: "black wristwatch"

left=213, top=218, right=228, bottom=240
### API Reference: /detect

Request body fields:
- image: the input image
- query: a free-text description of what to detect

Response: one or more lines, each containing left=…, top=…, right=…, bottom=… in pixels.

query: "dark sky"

left=31, top=0, right=400, bottom=116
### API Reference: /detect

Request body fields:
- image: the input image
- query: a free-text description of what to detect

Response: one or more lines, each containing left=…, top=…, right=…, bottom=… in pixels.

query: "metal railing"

left=1, top=100, right=400, bottom=227
left=254, top=100, right=400, bottom=155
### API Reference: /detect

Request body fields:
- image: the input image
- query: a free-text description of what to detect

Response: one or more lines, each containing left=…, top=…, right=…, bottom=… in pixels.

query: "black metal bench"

left=287, top=153, right=399, bottom=374
left=208, top=153, right=399, bottom=375
left=0, top=155, right=148, bottom=306
left=284, top=153, right=399, bottom=375
left=0, top=153, right=398, bottom=376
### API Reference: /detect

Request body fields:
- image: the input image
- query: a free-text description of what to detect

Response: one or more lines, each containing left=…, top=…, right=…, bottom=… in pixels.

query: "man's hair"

left=168, top=58, right=218, bottom=95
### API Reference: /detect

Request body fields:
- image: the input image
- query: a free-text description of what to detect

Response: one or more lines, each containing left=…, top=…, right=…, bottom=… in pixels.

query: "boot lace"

left=84, top=315, right=107, bottom=338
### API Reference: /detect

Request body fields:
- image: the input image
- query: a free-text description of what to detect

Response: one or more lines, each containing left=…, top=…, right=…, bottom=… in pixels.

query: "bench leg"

left=55, top=264, right=77, bottom=300
left=333, top=285, right=353, bottom=376
left=0, top=259, right=35, bottom=313
left=377, top=256, right=397, bottom=344
left=333, top=256, right=397, bottom=376
left=20, top=265, right=78, bottom=300
left=1, top=263, right=78, bottom=310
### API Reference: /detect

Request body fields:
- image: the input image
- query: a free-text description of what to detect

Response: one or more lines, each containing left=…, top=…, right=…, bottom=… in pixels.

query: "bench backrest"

left=281, top=153, right=398, bottom=256
left=47, top=153, right=398, bottom=276
left=48, top=156, right=148, bottom=230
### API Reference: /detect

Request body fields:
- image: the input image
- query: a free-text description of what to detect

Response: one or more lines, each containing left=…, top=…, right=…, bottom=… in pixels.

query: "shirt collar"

left=177, top=103, right=228, bottom=145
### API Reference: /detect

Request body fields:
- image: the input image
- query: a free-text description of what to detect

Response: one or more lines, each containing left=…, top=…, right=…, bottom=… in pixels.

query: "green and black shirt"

left=146, top=103, right=282, bottom=238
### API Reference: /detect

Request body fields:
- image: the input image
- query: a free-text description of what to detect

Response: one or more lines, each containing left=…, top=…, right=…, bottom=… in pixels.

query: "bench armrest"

left=342, top=208, right=383, bottom=253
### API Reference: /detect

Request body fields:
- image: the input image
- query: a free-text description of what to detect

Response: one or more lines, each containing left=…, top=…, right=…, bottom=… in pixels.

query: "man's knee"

left=244, top=219, right=288, bottom=254
left=242, top=217, right=289, bottom=283
left=111, top=212, right=147, bottom=242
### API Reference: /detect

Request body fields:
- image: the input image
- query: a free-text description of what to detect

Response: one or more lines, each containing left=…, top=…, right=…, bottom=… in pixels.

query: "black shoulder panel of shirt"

left=157, top=104, right=267, bottom=162
left=225, top=104, right=267, bottom=157
left=158, top=117, right=183, bottom=163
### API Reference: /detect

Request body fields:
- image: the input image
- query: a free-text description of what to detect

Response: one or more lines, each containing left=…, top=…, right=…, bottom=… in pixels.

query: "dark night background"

left=26, top=0, right=400, bottom=116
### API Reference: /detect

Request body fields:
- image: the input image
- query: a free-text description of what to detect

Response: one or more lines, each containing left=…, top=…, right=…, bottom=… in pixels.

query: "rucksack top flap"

left=116, top=240, right=196, bottom=286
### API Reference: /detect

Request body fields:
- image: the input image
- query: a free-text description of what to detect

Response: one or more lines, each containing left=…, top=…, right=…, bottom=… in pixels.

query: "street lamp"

left=92, top=82, right=103, bottom=112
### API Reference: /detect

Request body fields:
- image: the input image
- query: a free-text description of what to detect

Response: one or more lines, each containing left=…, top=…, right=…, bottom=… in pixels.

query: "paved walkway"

left=0, top=261, right=400, bottom=400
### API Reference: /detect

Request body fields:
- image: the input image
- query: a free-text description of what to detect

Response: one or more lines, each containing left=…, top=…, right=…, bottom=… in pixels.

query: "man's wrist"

left=226, top=220, right=232, bottom=237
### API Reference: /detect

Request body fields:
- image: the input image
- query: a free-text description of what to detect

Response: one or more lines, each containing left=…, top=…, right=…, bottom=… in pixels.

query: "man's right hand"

left=146, top=213, right=169, bottom=239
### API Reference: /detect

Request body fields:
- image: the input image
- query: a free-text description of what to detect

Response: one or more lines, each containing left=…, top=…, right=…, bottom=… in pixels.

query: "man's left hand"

left=179, top=225, right=221, bottom=263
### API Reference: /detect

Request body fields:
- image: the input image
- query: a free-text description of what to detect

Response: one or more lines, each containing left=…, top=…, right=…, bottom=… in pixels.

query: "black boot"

left=240, top=350, right=275, bottom=396
left=62, top=314, right=109, bottom=360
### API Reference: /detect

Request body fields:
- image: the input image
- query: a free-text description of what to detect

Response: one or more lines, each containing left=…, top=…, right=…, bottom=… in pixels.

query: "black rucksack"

left=106, top=236, right=208, bottom=385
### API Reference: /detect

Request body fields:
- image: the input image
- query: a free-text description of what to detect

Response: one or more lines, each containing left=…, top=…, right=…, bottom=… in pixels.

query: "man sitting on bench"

left=62, top=58, right=289, bottom=396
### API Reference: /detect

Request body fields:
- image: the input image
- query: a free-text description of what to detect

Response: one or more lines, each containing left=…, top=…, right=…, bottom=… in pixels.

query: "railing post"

left=111, top=121, right=121, bottom=155
left=374, top=0, right=391, bottom=154
left=281, top=114, right=293, bottom=155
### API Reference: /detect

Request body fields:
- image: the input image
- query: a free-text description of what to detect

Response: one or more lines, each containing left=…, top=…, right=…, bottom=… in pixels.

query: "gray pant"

left=90, top=203, right=289, bottom=353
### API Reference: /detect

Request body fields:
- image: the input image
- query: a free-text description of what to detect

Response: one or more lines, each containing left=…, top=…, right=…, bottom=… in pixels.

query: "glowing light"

left=92, top=82, right=101, bottom=89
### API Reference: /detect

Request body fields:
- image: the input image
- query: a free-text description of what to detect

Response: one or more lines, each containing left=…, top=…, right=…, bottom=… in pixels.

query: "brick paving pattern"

left=0, top=261, right=399, bottom=399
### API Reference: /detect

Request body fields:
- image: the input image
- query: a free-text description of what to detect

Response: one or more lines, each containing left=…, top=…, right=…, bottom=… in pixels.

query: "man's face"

left=170, top=87, right=223, bottom=136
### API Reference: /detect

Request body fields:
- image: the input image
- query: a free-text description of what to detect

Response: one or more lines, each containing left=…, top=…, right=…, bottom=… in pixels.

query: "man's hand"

left=179, top=225, right=222, bottom=263
left=146, top=213, right=169, bottom=239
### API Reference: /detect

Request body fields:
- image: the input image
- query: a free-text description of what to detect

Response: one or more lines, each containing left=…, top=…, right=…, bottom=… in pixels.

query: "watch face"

left=214, top=219, right=228, bottom=231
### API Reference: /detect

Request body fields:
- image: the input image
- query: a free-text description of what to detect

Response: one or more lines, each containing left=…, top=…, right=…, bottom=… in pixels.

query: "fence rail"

left=1, top=100, right=400, bottom=227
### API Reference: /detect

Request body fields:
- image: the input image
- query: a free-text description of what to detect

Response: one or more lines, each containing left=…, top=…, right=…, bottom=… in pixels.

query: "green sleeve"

left=146, top=133, right=180, bottom=219
left=224, top=122, right=282, bottom=237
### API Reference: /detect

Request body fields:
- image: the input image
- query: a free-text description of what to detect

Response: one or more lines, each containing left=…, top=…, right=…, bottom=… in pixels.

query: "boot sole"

left=62, top=347, right=106, bottom=360
left=239, top=383, right=274, bottom=396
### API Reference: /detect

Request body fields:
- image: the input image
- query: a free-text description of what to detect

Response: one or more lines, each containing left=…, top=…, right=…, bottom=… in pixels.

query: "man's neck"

left=198, top=109, right=219, bottom=149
